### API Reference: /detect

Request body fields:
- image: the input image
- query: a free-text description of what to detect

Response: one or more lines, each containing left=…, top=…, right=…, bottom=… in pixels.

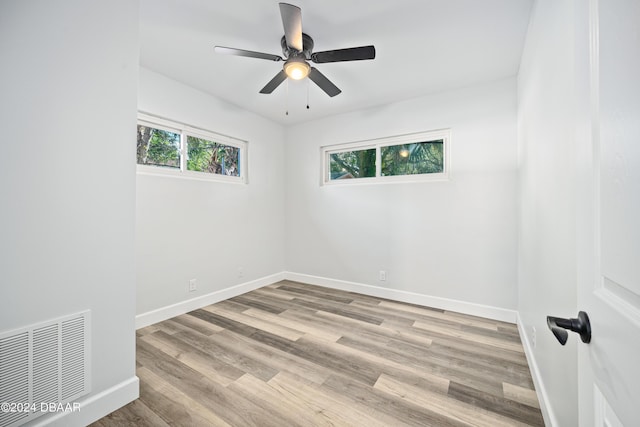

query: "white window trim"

left=321, top=129, right=451, bottom=185
left=136, top=112, right=248, bottom=184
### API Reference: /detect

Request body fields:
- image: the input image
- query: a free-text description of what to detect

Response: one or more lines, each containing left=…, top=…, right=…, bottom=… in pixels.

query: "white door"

left=575, top=0, right=640, bottom=425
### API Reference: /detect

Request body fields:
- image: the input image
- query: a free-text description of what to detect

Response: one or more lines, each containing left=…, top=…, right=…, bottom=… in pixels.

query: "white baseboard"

left=136, top=271, right=516, bottom=329
left=283, top=271, right=517, bottom=323
left=135, top=272, right=286, bottom=329
left=31, top=376, right=139, bottom=427
left=516, top=312, right=556, bottom=427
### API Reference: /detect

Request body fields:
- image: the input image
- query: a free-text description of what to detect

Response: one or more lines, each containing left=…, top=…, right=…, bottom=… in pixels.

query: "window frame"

left=136, top=112, right=248, bottom=184
left=321, top=129, right=451, bottom=185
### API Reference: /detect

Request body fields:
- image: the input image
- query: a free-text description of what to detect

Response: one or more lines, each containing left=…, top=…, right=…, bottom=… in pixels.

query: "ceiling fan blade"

left=215, top=46, right=282, bottom=62
left=308, top=67, right=341, bottom=97
left=279, top=3, right=303, bottom=51
left=311, top=45, right=376, bottom=63
left=260, top=70, right=287, bottom=94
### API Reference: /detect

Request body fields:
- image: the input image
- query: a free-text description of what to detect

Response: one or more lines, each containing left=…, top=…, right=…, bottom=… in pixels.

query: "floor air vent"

left=0, top=311, right=91, bottom=427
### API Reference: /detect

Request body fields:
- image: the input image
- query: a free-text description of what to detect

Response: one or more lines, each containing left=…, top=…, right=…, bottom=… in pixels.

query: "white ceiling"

left=139, top=0, right=533, bottom=125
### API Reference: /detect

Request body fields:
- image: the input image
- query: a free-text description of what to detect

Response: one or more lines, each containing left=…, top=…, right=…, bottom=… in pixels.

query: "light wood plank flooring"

left=92, top=281, right=544, bottom=426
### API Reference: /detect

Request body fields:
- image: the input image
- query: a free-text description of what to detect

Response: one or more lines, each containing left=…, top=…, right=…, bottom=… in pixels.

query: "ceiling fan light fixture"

left=283, top=59, right=310, bottom=80
left=215, top=3, right=374, bottom=97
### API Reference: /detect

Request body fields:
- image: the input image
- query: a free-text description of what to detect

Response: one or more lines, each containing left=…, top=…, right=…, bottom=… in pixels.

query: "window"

left=186, top=135, right=240, bottom=177
left=322, top=129, right=450, bottom=184
left=136, top=113, right=247, bottom=183
left=329, top=148, right=376, bottom=180
left=136, top=125, right=181, bottom=169
left=381, top=140, right=444, bottom=176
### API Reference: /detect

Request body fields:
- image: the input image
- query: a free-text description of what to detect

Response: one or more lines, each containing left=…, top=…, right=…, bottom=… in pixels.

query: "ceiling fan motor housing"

left=281, top=33, right=314, bottom=59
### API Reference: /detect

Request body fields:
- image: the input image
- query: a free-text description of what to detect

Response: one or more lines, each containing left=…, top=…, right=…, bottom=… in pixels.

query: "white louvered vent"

left=0, top=311, right=91, bottom=427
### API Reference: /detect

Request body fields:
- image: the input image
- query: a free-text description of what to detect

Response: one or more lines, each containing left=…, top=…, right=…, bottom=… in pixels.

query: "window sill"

left=136, top=165, right=247, bottom=184
left=322, top=172, right=449, bottom=186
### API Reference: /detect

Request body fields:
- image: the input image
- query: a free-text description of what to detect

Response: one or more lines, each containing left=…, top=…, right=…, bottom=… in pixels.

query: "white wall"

left=284, top=78, right=518, bottom=312
left=0, top=1, right=139, bottom=425
left=517, top=0, right=578, bottom=425
left=136, top=68, right=286, bottom=316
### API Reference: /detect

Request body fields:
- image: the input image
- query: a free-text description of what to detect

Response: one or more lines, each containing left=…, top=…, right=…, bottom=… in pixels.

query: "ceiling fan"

left=214, top=2, right=376, bottom=97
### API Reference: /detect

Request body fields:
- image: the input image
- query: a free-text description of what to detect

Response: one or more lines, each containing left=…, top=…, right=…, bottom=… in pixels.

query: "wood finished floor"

left=92, top=281, right=544, bottom=427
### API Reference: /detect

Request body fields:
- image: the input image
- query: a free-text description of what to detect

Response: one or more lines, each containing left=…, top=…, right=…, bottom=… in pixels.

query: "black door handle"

left=546, top=311, right=591, bottom=345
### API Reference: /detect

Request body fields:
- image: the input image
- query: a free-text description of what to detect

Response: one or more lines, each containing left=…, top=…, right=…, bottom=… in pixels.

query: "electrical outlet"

left=532, top=326, right=537, bottom=349
left=189, top=279, right=197, bottom=292
left=237, top=267, right=244, bottom=278
left=379, top=270, right=386, bottom=281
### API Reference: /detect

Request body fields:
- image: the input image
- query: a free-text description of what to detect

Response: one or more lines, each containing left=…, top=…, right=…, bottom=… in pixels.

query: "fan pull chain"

left=306, top=79, right=310, bottom=110
left=285, top=79, right=289, bottom=116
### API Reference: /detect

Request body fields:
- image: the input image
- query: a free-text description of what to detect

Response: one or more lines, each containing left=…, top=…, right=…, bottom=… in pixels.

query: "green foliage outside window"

left=381, top=140, right=443, bottom=176
left=186, top=136, right=240, bottom=176
left=328, top=139, right=444, bottom=180
left=136, top=125, right=180, bottom=168
left=330, top=148, right=376, bottom=179
left=136, top=124, right=241, bottom=177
